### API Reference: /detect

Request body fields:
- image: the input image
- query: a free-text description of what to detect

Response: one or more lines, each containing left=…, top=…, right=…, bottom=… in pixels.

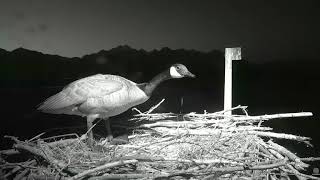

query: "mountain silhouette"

left=0, top=46, right=319, bottom=156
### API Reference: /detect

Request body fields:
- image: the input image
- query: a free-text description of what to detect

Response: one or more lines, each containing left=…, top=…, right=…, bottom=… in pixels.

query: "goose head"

left=169, top=64, right=196, bottom=78
left=141, top=63, right=196, bottom=96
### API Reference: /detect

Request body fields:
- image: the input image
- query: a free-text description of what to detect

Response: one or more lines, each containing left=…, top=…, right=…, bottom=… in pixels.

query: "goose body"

left=40, top=74, right=149, bottom=117
left=38, top=64, right=195, bottom=146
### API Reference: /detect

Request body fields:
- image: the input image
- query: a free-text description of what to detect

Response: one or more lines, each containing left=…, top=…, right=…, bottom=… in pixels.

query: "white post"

left=224, top=47, right=241, bottom=115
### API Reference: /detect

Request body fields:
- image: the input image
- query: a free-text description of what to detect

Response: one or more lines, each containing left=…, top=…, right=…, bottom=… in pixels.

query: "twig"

left=4, top=166, right=21, bottom=178
left=163, top=160, right=287, bottom=179
left=233, top=112, right=313, bottom=121
left=41, top=133, right=79, bottom=142
left=284, top=164, right=320, bottom=180
left=184, top=111, right=313, bottom=122
left=132, top=107, right=144, bottom=114
left=131, top=99, right=165, bottom=115
left=247, top=131, right=311, bottom=142
left=13, top=143, right=78, bottom=175
left=300, top=157, right=320, bottom=162
left=267, top=140, right=309, bottom=169
left=28, top=132, right=46, bottom=142
left=267, top=147, right=307, bottom=180
left=0, top=160, right=37, bottom=169
left=145, top=98, right=165, bottom=114
left=240, top=106, right=249, bottom=116
left=148, top=127, right=272, bottom=136
left=139, top=120, right=272, bottom=130
left=0, top=149, right=20, bottom=156
left=112, top=155, right=164, bottom=162
left=28, top=175, right=67, bottom=180
left=4, top=135, right=22, bottom=144
left=204, top=160, right=287, bottom=178
left=14, top=169, right=30, bottom=180
left=162, top=158, right=241, bottom=165
left=87, top=173, right=155, bottom=180
left=215, top=105, right=245, bottom=115
left=46, top=138, right=79, bottom=147
left=68, top=159, right=138, bottom=180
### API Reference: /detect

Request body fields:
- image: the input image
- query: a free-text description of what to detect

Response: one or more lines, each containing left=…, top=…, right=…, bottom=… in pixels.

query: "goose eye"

left=176, top=66, right=180, bottom=70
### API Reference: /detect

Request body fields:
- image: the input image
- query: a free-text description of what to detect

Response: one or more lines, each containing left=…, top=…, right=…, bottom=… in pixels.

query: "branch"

left=13, top=143, right=78, bottom=175
left=233, top=112, right=313, bottom=121
left=132, top=99, right=165, bottom=115
left=284, top=164, right=320, bottom=180
left=165, top=160, right=287, bottom=179
left=267, top=140, right=309, bottom=169
left=247, top=131, right=311, bottom=142
left=300, top=157, right=320, bottom=162
left=212, top=105, right=248, bottom=115
left=185, top=110, right=312, bottom=122
left=267, top=147, right=309, bottom=180
left=148, top=127, right=276, bottom=136
left=28, top=175, right=67, bottom=180
left=68, top=160, right=138, bottom=180
left=46, top=138, right=79, bottom=147
left=162, top=158, right=241, bottom=165
left=139, top=120, right=273, bottom=130
left=4, top=135, right=22, bottom=144
left=145, top=98, right=165, bottom=114
left=87, top=173, right=154, bottom=180
left=201, top=160, right=287, bottom=180
left=0, top=149, right=20, bottom=156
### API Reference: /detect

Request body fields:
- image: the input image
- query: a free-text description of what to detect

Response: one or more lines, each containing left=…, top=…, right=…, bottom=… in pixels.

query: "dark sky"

left=0, top=0, right=319, bottom=61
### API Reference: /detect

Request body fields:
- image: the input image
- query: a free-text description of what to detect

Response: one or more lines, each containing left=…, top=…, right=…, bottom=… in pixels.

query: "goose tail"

left=37, top=92, right=71, bottom=113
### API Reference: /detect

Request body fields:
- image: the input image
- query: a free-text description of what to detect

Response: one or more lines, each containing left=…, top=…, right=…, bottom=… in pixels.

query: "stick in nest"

left=68, top=159, right=138, bottom=180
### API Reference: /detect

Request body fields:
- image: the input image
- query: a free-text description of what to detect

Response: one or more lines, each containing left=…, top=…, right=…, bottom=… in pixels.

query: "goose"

left=37, top=64, right=195, bottom=146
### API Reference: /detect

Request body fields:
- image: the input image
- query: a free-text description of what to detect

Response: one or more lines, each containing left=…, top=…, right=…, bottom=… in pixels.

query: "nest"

left=1, top=100, right=319, bottom=180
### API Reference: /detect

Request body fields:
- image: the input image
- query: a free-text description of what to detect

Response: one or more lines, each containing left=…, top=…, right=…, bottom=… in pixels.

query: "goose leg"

left=104, top=118, right=129, bottom=145
left=104, top=118, right=113, bottom=141
left=86, top=115, right=96, bottom=147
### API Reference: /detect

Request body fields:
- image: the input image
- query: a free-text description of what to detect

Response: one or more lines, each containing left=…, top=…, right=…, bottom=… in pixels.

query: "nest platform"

left=1, top=100, right=319, bottom=180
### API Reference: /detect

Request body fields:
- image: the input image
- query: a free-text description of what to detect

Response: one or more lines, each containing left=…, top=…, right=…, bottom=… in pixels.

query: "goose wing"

left=38, top=74, right=125, bottom=111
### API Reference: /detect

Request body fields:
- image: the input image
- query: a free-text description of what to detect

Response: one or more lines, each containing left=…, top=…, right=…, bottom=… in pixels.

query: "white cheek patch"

left=170, top=66, right=183, bottom=78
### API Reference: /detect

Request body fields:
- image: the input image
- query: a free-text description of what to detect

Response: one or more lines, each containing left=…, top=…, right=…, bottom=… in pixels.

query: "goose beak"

left=186, top=71, right=196, bottom=78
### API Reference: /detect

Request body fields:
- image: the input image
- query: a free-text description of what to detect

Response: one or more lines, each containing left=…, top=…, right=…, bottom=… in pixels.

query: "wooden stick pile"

left=1, top=100, right=319, bottom=179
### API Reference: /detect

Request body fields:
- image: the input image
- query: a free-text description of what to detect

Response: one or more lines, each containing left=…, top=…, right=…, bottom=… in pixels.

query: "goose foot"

left=110, top=134, right=129, bottom=145
left=100, top=134, right=128, bottom=145
left=101, top=118, right=129, bottom=145
left=100, top=118, right=114, bottom=145
left=100, top=137, right=111, bottom=146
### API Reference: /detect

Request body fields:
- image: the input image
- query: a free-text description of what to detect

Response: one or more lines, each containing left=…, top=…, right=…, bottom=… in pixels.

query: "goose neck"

left=144, top=70, right=171, bottom=95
